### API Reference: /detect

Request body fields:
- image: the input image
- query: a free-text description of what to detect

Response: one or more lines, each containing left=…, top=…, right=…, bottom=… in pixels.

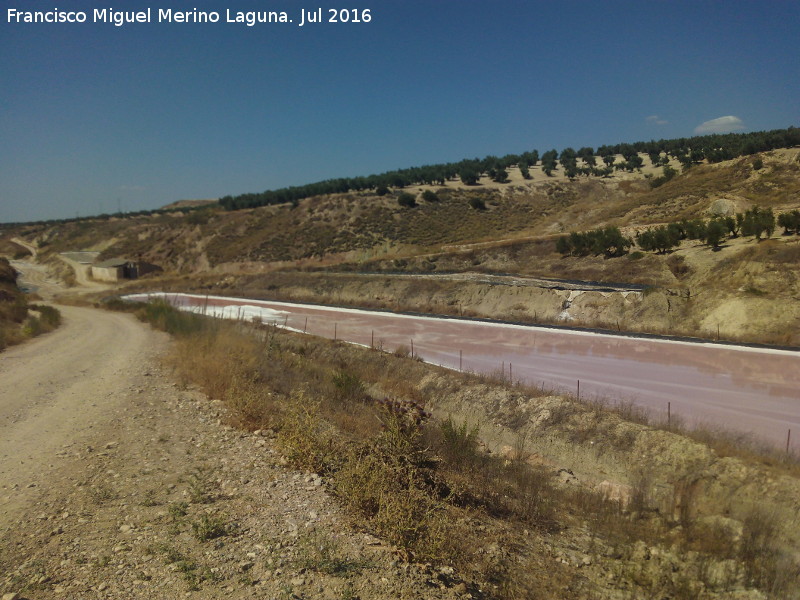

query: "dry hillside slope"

left=4, top=148, right=800, bottom=345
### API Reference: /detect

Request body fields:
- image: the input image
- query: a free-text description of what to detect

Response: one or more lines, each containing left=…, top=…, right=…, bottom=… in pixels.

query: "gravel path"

left=0, top=304, right=466, bottom=599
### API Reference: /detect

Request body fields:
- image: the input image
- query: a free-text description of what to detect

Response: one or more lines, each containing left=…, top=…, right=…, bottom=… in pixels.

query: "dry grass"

left=119, top=300, right=800, bottom=598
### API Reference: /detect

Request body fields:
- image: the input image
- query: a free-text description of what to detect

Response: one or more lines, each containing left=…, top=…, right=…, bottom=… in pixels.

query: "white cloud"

left=646, top=115, right=668, bottom=125
left=694, top=115, right=745, bottom=134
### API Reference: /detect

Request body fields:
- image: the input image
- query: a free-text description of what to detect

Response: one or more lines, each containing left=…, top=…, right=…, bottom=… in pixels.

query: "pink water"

left=130, top=293, right=800, bottom=449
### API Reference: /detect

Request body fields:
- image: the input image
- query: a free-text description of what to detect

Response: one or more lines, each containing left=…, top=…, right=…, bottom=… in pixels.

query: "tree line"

left=557, top=206, right=795, bottom=257
left=218, top=127, right=800, bottom=211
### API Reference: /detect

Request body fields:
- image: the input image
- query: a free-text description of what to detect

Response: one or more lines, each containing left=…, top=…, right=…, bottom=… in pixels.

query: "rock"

left=557, top=468, right=578, bottom=484
left=453, top=582, right=468, bottom=595
left=708, top=198, right=736, bottom=217
left=595, top=480, right=633, bottom=508
left=3, top=593, right=22, bottom=600
left=238, top=561, right=254, bottom=572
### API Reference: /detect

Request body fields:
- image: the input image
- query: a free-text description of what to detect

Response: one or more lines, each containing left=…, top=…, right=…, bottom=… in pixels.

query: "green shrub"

left=32, top=304, right=61, bottom=329
left=331, top=370, right=366, bottom=404
left=136, top=299, right=208, bottom=336
left=468, top=196, right=486, bottom=210
left=22, top=316, right=42, bottom=337
left=560, top=226, right=633, bottom=257
left=397, top=192, right=417, bottom=208
left=191, top=514, right=231, bottom=542
left=438, top=416, right=480, bottom=469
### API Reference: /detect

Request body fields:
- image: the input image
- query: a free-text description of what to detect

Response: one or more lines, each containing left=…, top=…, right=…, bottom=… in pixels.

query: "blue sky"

left=1, top=0, right=798, bottom=223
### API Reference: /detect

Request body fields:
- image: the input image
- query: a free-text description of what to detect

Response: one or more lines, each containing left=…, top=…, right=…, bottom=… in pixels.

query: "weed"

left=168, top=501, right=189, bottom=521
left=158, top=544, right=185, bottom=565
left=182, top=565, right=220, bottom=591
left=136, top=298, right=210, bottom=337
left=191, top=514, right=231, bottom=542
left=88, top=483, right=117, bottom=504
left=737, top=505, right=798, bottom=593
left=331, top=370, right=367, bottom=404
left=94, top=555, right=112, bottom=568
left=277, top=397, right=335, bottom=474
left=141, top=489, right=159, bottom=507
left=21, top=316, right=42, bottom=337
left=187, top=466, right=218, bottom=504
left=437, top=415, right=480, bottom=468
left=393, top=344, right=410, bottom=358
left=30, top=304, right=61, bottom=329
left=225, top=374, right=278, bottom=430
left=157, top=545, right=220, bottom=590
left=295, top=529, right=369, bottom=576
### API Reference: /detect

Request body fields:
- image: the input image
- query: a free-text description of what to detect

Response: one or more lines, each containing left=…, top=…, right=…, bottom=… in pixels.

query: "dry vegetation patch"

left=113, top=299, right=800, bottom=599
left=0, top=257, right=61, bottom=350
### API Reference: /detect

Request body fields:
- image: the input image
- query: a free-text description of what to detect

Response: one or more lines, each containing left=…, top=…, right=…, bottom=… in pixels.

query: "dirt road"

left=0, top=305, right=161, bottom=526
left=0, top=289, right=456, bottom=598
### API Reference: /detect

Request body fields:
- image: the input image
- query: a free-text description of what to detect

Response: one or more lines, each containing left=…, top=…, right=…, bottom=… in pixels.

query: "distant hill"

left=220, top=126, right=800, bottom=211
left=159, top=199, right=217, bottom=211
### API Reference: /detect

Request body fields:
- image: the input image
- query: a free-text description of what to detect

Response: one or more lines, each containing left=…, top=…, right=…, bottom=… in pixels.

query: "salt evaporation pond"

left=124, top=292, right=800, bottom=450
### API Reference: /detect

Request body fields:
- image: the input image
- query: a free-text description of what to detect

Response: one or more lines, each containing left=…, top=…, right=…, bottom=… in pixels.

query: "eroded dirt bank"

left=133, top=258, right=800, bottom=348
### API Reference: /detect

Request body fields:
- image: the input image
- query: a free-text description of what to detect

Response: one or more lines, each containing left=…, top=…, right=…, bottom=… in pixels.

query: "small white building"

left=91, top=259, right=134, bottom=282
left=90, top=258, right=162, bottom=282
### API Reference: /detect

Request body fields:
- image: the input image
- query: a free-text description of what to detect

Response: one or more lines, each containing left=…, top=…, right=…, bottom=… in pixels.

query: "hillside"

left=0, top=138, right=797, bottom=348
left=5, top=147, right=798, bottom=346
left=2, top=144, right=800, bottom=599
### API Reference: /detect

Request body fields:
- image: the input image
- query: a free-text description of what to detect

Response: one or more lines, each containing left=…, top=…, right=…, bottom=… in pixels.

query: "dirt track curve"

left=0, top=306, right=161, bottom=527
